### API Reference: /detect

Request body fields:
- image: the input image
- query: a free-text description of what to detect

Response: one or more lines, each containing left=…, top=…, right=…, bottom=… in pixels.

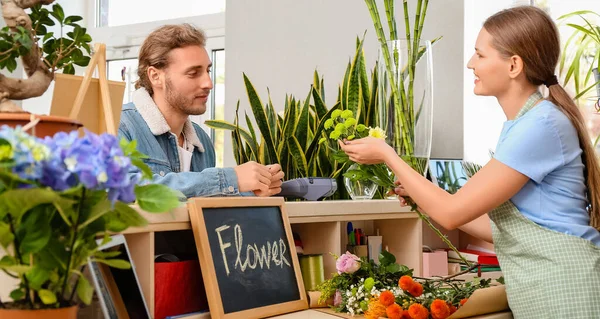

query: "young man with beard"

left=118, top=24, right=283, bottom=198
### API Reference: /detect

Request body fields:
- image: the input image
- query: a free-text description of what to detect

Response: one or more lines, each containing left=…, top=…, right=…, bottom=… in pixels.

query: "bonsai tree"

left=0, top=0, right=92, bottom=112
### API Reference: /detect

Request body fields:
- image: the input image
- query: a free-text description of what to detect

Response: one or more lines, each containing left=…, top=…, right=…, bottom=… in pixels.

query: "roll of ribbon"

left=299, top=254, right=325, bottom=291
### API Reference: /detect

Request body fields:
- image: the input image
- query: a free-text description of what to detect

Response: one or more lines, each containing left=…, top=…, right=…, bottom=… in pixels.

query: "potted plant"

left=0, top=126, right=183, bottom=318
left=558, top=10, right=600, bottom=151
left=558, top=10, right=600, bottom=100
left=206, top=37, right=380, bottom=199
left=0, top=1, right=93, bottom=136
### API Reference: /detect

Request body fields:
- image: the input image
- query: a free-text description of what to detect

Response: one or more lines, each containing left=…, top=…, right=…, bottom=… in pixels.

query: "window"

left=96, top=0, right=225, bottom=27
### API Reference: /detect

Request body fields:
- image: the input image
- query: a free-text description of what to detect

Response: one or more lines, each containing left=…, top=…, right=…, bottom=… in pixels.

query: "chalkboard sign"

left=188, top=197, right=308, bottom=319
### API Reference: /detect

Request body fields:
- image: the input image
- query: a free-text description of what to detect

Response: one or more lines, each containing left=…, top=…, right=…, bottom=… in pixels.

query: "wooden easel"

left=50, top=43, right=125, bottom=135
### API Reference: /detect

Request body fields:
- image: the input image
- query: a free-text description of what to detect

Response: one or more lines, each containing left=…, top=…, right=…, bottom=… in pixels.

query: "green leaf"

left=332, top=150, right=350, bottom=163
left=311, top=86, right=328, bottom=121
left=104, top=202, right=147, bottom=232
left=135, top=184, right=182, bottom=213
left=0, top=188, right=58, bottom=220
left=305, top=102, right=342, bottom=162
left=38, top=289, right=57, bottom=305
left=50, top=4, right=65, bottom=23
left=16, top=207, right=53, bottom=254
left=26, top=266, right=51, bottom=290
left=10, top=288, right=25, bottom=301
left=0, top=264, right=31, bottom=274
left=295, top=89, right=312, bottom=150
left=347, top=34, right=366, bottom=114
left=243, top=73, right=279, bottom=163
left=63, top=63, right=75, bottom=75
left=76, top=276, right=94, bottom=305
left=6, top=58, right=17, bottom=72
left=92, top=258, right=131, bottom=269
left=73, top=55, right=90, bottom=67
left=0, top=254, right=14, bottom=264
left=77, top=199, right=111, bottom=231
left=94, top=250, right=121, bottom=259
left=287, top=136, right=308, bottom=177
left=385, top=263, right=401, bottom=273
left=0, top=222, right=13, bottom=249
left=204, top=119, right=257, bottom=156
left=81, top=34, right=92, bottom=43
left=53, top=198, right=74, bottom=227
left=131, top=158, right=153, bottom=180
left=379, top=250, right=396, bottom=266
left=64, top=15, right=83, bottom=25
left=42, top=31, right=54, bottom=42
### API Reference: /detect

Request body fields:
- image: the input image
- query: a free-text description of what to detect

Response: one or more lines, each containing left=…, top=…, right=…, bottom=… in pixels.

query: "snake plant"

left=206, top=38, right=379, bottom=199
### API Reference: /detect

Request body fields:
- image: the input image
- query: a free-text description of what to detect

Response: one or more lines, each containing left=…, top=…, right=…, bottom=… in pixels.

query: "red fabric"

left=154, top=260, right=208, bottom=319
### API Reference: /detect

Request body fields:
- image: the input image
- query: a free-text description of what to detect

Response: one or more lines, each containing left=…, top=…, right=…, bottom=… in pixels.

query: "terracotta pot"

left=0, top=113, right=82, bottom=138
left=0, top=305, right=78, bottom=319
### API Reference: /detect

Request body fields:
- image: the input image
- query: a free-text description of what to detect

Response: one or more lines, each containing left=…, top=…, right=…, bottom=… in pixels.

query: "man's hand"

left=233, top=161, right=272, bottom=193
left=254, top=164, right=285, bottom=197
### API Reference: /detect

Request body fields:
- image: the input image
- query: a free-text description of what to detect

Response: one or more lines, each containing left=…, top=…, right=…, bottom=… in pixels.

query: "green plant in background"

left=432, top=161, right=467, bottom=195
left=206, top=36, right=380, bottom=199
left=0, top=1, right=92, bottom=112
left=320, top=109, right=395, bottom=190
left=365, top=0, right=440, bottom=175
left=558, top=10, right=600, bottom=100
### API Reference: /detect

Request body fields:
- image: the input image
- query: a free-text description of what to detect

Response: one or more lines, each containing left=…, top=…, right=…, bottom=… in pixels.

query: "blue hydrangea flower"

left=0, top=125, right=50, bottom=181
left=41, top=130, right=140, bottom=203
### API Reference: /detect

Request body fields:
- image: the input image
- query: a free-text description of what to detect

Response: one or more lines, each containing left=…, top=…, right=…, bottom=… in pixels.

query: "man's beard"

left=165, top=78, right=206, bottom=116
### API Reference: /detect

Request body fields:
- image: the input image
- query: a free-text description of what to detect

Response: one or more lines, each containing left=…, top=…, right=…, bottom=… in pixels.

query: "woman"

left=341, top=6, right=600, bottom=318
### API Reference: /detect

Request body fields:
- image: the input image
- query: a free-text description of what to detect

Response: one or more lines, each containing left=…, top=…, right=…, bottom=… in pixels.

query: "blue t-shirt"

left=495, top=100, right=600, bottom=246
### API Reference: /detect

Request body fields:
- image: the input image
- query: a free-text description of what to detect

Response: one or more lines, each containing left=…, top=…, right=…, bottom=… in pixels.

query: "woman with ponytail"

left=341, top=6, right=600, bottom=318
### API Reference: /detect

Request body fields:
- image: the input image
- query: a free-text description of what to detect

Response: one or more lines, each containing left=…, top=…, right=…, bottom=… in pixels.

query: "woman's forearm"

left=458, top=213, right=493, bottom=243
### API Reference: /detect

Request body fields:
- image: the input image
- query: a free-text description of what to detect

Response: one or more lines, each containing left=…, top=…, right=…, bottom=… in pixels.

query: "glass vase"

left=378, top=39, right=434, bottom=176
left=343, top=164, right=377, bottom=200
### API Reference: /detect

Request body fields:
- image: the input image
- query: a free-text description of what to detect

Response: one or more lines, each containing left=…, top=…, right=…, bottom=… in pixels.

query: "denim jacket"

left=118, top=88, right=240, bottom=198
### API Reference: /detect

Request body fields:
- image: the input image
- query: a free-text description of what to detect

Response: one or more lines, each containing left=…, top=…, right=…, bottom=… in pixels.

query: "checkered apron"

left=488, top=92, right=600, bottom=318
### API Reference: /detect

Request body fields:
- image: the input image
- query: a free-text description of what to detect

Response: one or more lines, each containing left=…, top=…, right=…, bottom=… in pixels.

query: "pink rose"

left=333, top=290, right=342, bottom=306
left=336, top=251, right=361, bottom=274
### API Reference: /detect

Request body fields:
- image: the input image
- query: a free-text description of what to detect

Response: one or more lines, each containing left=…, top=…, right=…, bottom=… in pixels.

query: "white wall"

left=224, top=0, right=464, bottom=167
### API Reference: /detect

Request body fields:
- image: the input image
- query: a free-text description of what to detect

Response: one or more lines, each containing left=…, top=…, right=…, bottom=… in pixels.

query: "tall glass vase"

left=378, top=39, right=434, bottom=176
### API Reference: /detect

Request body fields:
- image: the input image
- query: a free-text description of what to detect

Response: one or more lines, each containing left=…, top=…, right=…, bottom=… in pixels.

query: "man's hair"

left=135, top=24, right=206, bottom=95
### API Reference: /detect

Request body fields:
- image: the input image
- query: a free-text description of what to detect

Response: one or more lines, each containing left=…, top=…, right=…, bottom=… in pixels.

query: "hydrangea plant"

left=0, top=127, right=182, bottom=310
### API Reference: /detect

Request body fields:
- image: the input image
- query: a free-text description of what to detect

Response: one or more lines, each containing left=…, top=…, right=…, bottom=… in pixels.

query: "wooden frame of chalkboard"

left=188, top=197, right=308, bottom=319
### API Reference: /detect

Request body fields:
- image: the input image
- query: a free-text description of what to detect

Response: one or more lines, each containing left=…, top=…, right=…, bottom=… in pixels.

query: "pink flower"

left=333, top=290, right=343, bottom=306
left=336, top=251, right=361, bottom=274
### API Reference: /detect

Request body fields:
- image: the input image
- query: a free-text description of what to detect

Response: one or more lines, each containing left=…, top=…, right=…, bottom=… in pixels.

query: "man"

left=118, top=24, right=283, bottom=198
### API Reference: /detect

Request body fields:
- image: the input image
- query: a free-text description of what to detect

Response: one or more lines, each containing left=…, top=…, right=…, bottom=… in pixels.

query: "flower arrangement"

left=318, top=251, right=500, bottom=319
left=320, top=110, right=470, bottom=266
left=319, top=109, right=395, bottom=190
left=0, top=126, right=182, bottom=310
left=317, top=250, right=412, bottom=316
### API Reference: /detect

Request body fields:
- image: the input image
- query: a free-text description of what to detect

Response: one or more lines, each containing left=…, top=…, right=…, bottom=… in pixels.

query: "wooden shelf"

left=123, top=200, right=425, bottom=318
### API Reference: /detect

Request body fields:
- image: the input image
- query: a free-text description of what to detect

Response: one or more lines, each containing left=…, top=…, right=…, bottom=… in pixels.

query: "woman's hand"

left=390, top=180, right=410, bottom=206
left=339, top=137, right=395, bottom=164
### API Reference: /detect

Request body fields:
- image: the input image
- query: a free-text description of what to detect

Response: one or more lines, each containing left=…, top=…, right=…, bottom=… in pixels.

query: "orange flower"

left=408, top=282, right=423, bottom=297
left=399, top=275, right=414, bottom=291
left=449, top=304, right=457, bottom=315
left=386, top=303, right=403, bottom=319
left=364, top=298, right=387, bottom=319
left=408, top=303, right=429, bottom=319
left=460, top=298, right=469, bottom=307
left=379, top=290, right=396, bottom=307
left=401, top=310, right=411, bottom=319
left=430, top=299, right=450, bottom=319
